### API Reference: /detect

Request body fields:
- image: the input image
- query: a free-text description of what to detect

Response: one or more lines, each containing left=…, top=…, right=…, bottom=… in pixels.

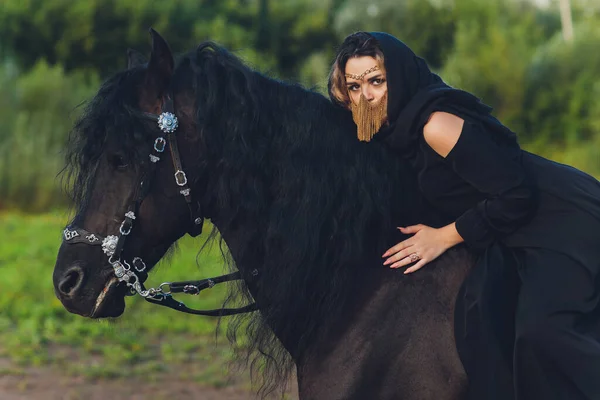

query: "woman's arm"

left=383, top=111, right=537, bottom=273
left=423, top=111, right=537, bottom=249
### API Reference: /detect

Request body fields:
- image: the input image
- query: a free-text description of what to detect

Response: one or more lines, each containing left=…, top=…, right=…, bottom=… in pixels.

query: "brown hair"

left=328, top=32, right=385, bottom=109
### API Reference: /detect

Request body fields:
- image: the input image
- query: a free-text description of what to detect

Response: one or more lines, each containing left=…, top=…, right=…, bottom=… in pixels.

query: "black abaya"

left=365, top=31, right=600, bottom=400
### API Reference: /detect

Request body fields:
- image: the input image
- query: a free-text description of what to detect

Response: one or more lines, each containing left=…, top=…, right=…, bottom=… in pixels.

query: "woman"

left=329, top=32, right=600, bottom=400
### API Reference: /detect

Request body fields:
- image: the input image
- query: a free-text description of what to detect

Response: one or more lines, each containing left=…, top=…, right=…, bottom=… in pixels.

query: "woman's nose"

left=362, top=86, right=375, bottom=101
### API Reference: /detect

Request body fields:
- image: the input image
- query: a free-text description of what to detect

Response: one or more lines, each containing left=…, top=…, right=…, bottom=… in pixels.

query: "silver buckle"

left=154, top=137, right=167, bottom=152
left=174, top=170, right=188, bottom=186
left=132, top=257, right=146, bottom=272
left=119, top=220, right=132, bottom=236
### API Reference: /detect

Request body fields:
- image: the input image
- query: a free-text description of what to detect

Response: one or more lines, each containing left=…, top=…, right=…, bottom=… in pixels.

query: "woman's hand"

left=382, top=223, right=463, bottom=274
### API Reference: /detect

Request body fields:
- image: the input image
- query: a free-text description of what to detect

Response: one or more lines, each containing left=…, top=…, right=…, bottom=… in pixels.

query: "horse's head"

left=53, top=30, right=204, bottom=318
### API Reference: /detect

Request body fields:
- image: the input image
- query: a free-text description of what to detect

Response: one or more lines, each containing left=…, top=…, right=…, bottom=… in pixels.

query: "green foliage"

left=442, top=0, right=560, bottom=130
left=0, top=0, right=599, bottom=211
left=0, top=212, right=244, bottom=384
left=333, top=0, right=457, bottom=70
left=0, top=0, right=336, bottom=80
left=0, top=60, right=98, bottom=211
left=521, top=21, right=600, bottom=145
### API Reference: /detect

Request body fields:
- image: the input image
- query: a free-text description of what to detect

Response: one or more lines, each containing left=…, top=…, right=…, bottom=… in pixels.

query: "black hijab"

left=367, top=32, right=518, bottom=159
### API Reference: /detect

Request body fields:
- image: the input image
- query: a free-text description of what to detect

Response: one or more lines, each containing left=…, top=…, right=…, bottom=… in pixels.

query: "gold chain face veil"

left=349, top=91, right=388, bottom=142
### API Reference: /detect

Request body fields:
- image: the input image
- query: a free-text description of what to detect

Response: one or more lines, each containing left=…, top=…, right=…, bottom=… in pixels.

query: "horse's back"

left=297, top=247, right=473, bottom=400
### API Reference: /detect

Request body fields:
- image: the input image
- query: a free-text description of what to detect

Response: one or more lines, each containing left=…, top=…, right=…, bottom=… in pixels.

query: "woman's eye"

left=348, top=85, right=359, bottom=91
left=373, top=78, right=385, bottom=86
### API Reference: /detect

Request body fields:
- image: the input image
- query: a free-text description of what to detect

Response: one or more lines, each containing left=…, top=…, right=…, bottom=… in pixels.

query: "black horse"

left=53, top=30, right=476, bottom=399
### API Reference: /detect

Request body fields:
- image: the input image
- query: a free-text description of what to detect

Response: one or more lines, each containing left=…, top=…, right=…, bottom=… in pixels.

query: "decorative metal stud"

left=157, top=112, right=178, bottom=133
left=63, top=228, right=79, bottom=241
left=102, top=235, right=119, bottom=257
left=180, top=188, right=190, bottom=196
left=183, top=284, right=200, bottom=295
left=86, top=234, right=99, bottom=243
left=149, top=154, right=160, bottom=163
left=125, top=211, right=136, bottom=220
left=194, top=218, right=202, bottom=225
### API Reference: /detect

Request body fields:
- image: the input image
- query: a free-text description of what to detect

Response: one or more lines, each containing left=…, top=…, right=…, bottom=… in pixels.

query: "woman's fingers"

left=382, top=239, right=413, bottom=258
left=398, top=225, right=424, bottom=234
left=383, top=245, right=414, bottom=265
left=383, top=225, right=427, bottom=257
left=389, top=249, right=424, bottom=269
left=404, top=259, right=427, bottom=274
left=390, top=255, right=418, bottom=269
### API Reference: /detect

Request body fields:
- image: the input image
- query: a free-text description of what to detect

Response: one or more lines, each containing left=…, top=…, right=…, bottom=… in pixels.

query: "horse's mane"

left=63, top=41, right=423, bottom=398
left=63, top=68, right=155, bottom=220
left=178, top=43, right=422, bottom=396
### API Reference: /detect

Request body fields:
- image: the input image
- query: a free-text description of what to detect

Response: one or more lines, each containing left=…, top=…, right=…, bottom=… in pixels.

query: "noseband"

left=62, top=94, right=257, bottom=317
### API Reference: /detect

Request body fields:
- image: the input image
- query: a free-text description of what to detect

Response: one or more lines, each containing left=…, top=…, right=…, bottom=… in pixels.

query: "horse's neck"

left=210, top=218, right=302, bottom=355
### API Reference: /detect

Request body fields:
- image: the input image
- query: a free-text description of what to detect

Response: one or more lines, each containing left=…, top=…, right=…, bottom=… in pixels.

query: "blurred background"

left=0, top=0, right=598, bottom=398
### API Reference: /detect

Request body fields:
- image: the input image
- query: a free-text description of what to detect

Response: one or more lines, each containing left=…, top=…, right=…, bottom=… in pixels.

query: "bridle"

left=62, top=94, right=257, bottom=317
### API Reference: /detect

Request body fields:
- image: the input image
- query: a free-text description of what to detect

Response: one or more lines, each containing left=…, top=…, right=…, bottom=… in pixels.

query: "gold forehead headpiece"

left=345, top=65, right=380, bottom=81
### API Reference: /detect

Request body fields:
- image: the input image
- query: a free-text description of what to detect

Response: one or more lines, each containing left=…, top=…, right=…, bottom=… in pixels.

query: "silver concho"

left=157, top=112, right=178, bottom=133
left=124, top=211, right=136, bottom=220
left=63, top=228, right=79, bottom=241
left=102, top=235, right=119, bottom=257
left=149, top=154, right=160, bottom=163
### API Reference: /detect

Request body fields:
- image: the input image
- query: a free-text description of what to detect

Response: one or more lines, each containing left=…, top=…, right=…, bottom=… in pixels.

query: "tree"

left=522, top=21, right=600, bottom=145
left=332, top=0, right=457, bottom=70
left=442, top=0, right=560, bottom=131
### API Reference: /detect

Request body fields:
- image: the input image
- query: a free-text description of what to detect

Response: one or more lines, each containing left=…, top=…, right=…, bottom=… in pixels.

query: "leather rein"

left=62, top=95, right=257, bottom=317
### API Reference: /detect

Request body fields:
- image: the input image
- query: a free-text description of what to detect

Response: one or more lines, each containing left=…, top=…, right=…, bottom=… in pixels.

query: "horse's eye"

left=108, top=153, right=129, bottom=170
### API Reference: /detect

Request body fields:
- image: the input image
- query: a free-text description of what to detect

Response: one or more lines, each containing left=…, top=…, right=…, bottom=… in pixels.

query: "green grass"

left=0, top=211, right=248, bottom=386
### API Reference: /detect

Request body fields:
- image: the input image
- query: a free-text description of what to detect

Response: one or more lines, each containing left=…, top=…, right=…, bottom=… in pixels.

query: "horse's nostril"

left=58, top=267, right=84, bottom=297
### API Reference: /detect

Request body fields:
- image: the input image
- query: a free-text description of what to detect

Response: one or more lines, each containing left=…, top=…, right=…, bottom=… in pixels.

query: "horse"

left=53, top=29, right=476, bottom=399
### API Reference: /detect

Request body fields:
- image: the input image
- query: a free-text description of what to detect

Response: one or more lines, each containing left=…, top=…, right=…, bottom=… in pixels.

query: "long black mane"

left=63, top=68, right=155, bottom=220
left=65, top=41, right=424, bottom=397
left=182, top=43, right=424, bottom=395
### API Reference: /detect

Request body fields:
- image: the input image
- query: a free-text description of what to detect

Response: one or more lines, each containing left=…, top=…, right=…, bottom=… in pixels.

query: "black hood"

left=367, top=32, right=517, bottom=157
left=368, top=32, right=444, bottom=123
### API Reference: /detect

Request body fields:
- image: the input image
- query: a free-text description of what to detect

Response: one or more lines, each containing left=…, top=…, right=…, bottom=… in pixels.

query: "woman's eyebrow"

left=367, top=74, right=384, bottom=81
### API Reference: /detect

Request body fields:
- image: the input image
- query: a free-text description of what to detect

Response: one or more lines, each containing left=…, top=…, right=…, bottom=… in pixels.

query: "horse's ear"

left=127, top=48, right=147, bottom=69
left=145, top=28, right=174, bottom=97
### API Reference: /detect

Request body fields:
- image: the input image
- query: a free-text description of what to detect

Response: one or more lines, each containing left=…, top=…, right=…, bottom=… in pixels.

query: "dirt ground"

left=0, top=358, right=297, bottom=400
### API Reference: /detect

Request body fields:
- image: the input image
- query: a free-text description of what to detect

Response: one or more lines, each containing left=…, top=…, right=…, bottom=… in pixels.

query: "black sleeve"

left=444, top=121, right=538, bottom=249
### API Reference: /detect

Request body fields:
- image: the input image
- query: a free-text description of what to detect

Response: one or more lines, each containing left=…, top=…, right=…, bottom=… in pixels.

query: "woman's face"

left=345, top=56, right=387, bottom=106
